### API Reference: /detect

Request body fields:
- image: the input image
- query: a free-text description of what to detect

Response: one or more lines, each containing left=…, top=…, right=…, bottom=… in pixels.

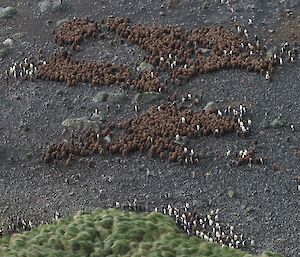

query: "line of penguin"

left=117, top=201, right=254, bottom=250
left=0, top=204, right=253, bottom=251
left=0, top=212, right=61, bottom=238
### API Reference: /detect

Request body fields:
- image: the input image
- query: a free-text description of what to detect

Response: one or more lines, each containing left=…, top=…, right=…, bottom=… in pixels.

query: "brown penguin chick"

left=122, top=148, right=128, bottom=157
left=177, top=157, right=183, bottom=165
left=99, top=148, right=104, bottom=156
left=80, top=149, right=87, bottom=157
left=75, top=45, right=80, bottom=51
left=168, top=152, right=175, bottom=162
left=51, top=151, right=58, bottom=160
left=159, top=151, right=164, bottom=160
left=65, top=158, right=71, bottom=166
left=87, top=159, right=95, bottom=168
left=43, top=154, right=51, bottom=163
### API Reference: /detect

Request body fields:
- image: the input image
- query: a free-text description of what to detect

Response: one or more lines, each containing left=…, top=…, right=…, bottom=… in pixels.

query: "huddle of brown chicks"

left=37, top=16, right=298, bottom=91
left=42, top=128, right=106, bottom=166
left=231, top=144, right=264, bottom=167
left=42, top=104, right=239, bottom=165
left=132, top=70, right=166, bottom=92
left=36, top=51, right=132, bottom=87
left=53, top=17, right=100, bottom=51
left=108, top=103, right=239, bottom=164
left=36, top=51, right=166, bottom=91
left=105, top=17, right=292, bottom=83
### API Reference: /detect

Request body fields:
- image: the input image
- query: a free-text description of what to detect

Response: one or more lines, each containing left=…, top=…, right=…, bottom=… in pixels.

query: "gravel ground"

left=0, top=0, right=300, bottom=256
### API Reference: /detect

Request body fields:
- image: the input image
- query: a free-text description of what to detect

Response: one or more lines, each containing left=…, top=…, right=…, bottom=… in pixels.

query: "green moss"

left=124, top=227, right=145, bottom=242
left=139, top=242, right=153, bottom=251
left=70, top=237, right=80, bottom=252
left=47, top=236, right=63, bottom=250
left=77, top=240, right=94, bottom=255
left=99, top=217, right=114, bottom=230
left=0, top=208, right=284, bottom=257
left=90, top=247, right=106, bottom=257
left=64, top=224, right=80, bottom=239
left=260, top=251, right=284, bottom=257
left=9, top=234, right=25, bottom=248
left=76, top=231, right=94, bottom=242
left=113, top=220, right=131, bottom=234
left=111, top=239, right=130, bottom=255
left=33, top=233, right=49, bottom=245
left=94, top=223, right=110, bottom=240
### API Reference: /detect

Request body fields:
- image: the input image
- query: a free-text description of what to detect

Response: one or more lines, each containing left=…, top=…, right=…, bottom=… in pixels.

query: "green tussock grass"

left=0, top=208, right=284, bottom=257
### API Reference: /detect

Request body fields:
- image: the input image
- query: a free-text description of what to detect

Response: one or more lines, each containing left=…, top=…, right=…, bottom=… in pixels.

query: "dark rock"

left=137, top=61, right=153, bottom=72
left=10, top=95, right=20, bottom=100
left=0, top=96, right=9, bottom=107
left=2, top=38, right=14, bottom=49
left=108, top=92, right=128, bottom=103
left=46, top=19, right=54, bottom=25
left=55, top=89, right=65, bottom=95
left=90, top=111, right=106, bottom=122
left=62, top=117, right=104, bottom=130
left=245, top=206, right=256, bottom=214
left=56, top=18, right=70, bottom=27
left=203, top=101, right=218, bottom=112
left=133, top=92, right=165, bottom=105
left=227, top=190, right=236, bottom=198
left=261, top=117, right=289, bottom=129
left=260, top=119, right=270, bottom=129
left=266, top=47, right=277, bottom=58
left=39, top=0, right=70, bottom=12
left=146, top=169, right=154, bottom=176
left=19, top=120, right=29, bottom=131
left=93, top=92, right=109, bottom=103
left=0, top=6, right=17, bottom=19
left=0, top=44, right=9, bottom=58
left=93, top=92, right=128, bottom=103
left=270, top=117, right=288, bottom=128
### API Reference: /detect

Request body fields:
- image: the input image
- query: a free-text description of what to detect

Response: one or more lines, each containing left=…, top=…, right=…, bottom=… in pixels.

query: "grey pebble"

left=146, top=169, right=154, bottom=177
left=227, top=190, right=236, bottom=198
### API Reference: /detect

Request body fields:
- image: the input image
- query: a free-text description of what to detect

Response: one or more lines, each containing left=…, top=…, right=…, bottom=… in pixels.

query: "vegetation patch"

left=0, top=208, right=284, bottom=257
